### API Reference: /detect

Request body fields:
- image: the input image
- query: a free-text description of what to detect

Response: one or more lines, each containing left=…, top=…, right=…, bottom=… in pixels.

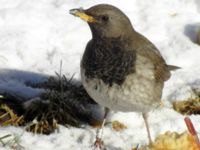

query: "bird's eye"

left=101, top=15, right=109, bottom=22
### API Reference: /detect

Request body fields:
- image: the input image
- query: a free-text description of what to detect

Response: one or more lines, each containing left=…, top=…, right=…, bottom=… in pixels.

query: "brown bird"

left=70, top=4, right=178, bottom=145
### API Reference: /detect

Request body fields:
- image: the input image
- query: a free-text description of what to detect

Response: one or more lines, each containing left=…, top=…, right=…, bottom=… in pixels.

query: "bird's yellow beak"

left=69, top=8, right=97, bottom=23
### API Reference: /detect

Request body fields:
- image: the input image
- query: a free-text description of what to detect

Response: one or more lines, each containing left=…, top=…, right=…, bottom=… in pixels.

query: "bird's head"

left=70, top=4, right=134, bottom=39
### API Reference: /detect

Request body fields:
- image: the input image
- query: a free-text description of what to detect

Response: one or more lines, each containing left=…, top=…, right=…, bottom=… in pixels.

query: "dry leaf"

left=0, top=104, right=24, bottom=126
left=140, top=131, right=199, bottom=150
left=173, top=97, right=200, bottom=115
left=112, top=120, right=127, bottom=131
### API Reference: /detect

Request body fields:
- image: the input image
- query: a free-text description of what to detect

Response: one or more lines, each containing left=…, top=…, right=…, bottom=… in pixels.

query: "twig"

left=59, top=60, right=64, bottom=100
left=0, top=134, right=12, bottom=146
left=184, top=117, right=200, bottom=149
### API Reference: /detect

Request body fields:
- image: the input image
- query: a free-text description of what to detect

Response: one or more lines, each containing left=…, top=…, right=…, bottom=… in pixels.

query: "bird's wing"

left=133, top=32, right=171, bottom=82
left=139, top=48, right=171, bottom=81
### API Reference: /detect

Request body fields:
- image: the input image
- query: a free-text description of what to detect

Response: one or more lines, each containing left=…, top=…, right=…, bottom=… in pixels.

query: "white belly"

left=81, top=70, right=162, bottom=113
left=81, top=55, right=163, bottom=113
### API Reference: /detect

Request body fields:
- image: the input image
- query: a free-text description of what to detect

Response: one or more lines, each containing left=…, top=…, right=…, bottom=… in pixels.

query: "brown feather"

left=133, top=32, right=171, bottom=81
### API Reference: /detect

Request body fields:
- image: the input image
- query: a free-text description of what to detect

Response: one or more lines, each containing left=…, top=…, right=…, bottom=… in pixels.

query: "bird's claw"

left=93, top=136, right=104, bottom=149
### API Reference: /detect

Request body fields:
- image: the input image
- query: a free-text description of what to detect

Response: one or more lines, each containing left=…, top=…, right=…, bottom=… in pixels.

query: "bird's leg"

left=94, top=108, right=110, bottom=149
left=142, top=113, right=152, bottom=144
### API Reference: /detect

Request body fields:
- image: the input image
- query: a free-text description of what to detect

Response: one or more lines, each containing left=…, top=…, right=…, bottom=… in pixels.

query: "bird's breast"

left=82, top=38, right=136, bottom=86
left=81, top=39, right=164, bottom=113
left=81, top=62, right=163, bottom=113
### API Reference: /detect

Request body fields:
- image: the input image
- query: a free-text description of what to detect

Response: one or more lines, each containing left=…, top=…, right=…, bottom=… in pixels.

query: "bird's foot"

left=92, top=109, right=109, bottom=150
left=93, top=136, right=104, bottom=149
left=92, top=127, right=106, bottom=150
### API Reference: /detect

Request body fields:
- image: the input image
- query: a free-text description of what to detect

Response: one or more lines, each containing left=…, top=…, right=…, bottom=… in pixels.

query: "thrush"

left=70, top=4, right=179, bottom=145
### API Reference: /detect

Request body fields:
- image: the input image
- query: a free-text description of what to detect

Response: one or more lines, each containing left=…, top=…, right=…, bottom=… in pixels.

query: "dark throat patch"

left=81, top=37, right=136, bottom=86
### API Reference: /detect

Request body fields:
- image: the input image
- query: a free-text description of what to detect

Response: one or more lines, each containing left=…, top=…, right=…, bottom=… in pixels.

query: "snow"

left=0, top=0, right=200, bottom=149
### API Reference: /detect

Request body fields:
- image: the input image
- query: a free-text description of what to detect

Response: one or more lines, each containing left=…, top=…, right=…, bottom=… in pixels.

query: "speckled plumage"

left=81, top=55, right=163, bottom=113
left=82, top=37, right=135, bottom=86
left=77, top=4, right=173, bottom=113
left=70, top=4, right=178, bottom=144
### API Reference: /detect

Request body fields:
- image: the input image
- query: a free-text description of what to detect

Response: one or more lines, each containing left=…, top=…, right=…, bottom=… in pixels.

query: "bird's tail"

left=167, top=65, right=181, bottom=71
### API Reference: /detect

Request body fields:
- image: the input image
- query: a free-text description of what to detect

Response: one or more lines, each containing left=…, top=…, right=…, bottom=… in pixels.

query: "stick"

left=184, top=117, right=200, bottom=149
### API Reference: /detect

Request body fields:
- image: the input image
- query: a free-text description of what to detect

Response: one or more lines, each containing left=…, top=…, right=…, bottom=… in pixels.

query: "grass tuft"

left=173, top=88, right=200, bottom=115
left=0, top=134, right=24, bottom=150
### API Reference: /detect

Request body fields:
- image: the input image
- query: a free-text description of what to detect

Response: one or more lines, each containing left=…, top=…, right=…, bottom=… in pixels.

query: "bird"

left=70, top=4, right=179, bottom=145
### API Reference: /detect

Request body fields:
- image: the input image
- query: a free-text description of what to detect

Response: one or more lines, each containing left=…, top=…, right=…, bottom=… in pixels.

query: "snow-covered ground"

left=0, top=0, right=200, bottom=149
